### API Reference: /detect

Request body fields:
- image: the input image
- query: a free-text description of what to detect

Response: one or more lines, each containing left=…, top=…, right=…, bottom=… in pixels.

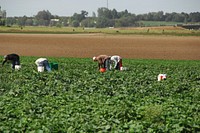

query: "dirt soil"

left=0, top=33, right=200, bottom=60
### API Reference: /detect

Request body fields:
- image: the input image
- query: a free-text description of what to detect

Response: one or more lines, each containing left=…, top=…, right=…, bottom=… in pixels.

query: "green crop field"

left=138, top=21, right=184, bottom=27
left=1, top=26, right=200, bottom=36
left=0, top=57, right=199, bottom=132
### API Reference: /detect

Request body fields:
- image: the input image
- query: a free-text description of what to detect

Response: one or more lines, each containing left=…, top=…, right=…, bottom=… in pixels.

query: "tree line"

left=4, top=8, right=200, bottom=28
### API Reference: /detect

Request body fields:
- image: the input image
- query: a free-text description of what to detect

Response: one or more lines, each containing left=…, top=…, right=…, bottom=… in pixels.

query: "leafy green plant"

left=0, top=57, right=199, bottom=132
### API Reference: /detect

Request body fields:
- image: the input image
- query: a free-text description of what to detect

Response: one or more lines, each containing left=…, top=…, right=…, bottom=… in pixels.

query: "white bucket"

left=37, top=66, right=44, bottom=72
left=158, top=74, right=167, bottom=81
left=15, top=65, right=21, bottom=70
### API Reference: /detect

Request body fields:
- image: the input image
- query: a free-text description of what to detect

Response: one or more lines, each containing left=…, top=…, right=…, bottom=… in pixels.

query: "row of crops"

left=0, top=57, right=199, bottom=132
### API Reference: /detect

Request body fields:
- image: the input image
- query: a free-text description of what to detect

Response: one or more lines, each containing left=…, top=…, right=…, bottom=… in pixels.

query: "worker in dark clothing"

left=2, top=53, right=21, bottom=70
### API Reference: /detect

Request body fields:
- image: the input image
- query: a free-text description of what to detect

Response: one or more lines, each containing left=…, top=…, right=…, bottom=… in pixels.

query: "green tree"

left=118, top=9, right=131, bottom=18
left=17, top=16, right=27, bottom=26
left=157, top=11, right=165, bottom=21
left=96, top=17, right=109, bottom=28
left=0, top=19, right=6, bottom=26
left=115, top=16, right=136, bottom=27
left=60, top=17, right=69, bottom=27
left=111, top=9, right=119, bottom=19
left=165, top=13, right=173, bottom=22
left=71, top=10, right=88, bottom=27
left=146, top=11, right=164, bottom=21
left=189, top=12, right=200, bottom=22
left=97, top=7, right=112, bottom=19
left=25, top=18, right=33, bottom=26
left=172, top=13, right=185, bottom=22
left=72, top=20, right=79, bottom=27
left=92, top=12, right=96, bottom=18
left=6, top=17, right=17, bottom=26
left=81, top=18, right=96, bottom=27
left=35, top=10, right=52, bottom=26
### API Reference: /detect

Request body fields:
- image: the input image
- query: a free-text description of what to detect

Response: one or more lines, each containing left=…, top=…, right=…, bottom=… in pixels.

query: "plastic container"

left=100, top=68, right=106, bottom=73
left=158, top=74, right=167, bottom=81
left=120, top=67, right=128, bottom=71
left=15, top=65, right=21, bottom=70
left=38, top=66, right=44, bottom=72
left=49, top=62, right=58, bottom=70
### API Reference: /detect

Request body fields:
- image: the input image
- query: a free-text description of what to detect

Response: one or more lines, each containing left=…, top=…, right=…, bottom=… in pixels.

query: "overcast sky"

left=1, top=0, right=200, bottom=17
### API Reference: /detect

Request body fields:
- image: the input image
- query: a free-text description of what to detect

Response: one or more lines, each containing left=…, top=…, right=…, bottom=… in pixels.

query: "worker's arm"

left=98, top=63, right=101, bottom=70
left=2, top=59, right=7, bottom=66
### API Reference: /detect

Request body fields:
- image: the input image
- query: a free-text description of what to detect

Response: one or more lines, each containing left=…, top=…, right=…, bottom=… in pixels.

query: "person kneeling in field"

left=2, top=53, right=21, bottom=70
left=110, top=55, right=122, bottom=70
left=35, top=58, right=51, bottom=72
left=92, top=55, right=111, bottom=71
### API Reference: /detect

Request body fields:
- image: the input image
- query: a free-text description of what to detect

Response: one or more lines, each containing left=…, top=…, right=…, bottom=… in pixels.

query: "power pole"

left=107, top=0, right=108, bottom=9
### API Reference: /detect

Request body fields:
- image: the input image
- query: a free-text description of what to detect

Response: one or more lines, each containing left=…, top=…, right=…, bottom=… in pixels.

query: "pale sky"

left=0, top=0, right=200, bottom=17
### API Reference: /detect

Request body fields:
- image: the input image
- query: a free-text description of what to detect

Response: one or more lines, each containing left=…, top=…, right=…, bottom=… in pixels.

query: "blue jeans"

left=38, top=60, right=51, bottom=72
left=104, top=59, right=111, bottom=70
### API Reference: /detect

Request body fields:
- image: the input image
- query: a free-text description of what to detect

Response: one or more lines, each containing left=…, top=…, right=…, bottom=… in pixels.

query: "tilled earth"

left=0, top=33, right=200, bottom=60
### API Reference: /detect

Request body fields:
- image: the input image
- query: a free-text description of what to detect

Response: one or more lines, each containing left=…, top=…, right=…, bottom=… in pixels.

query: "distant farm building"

left=50, top=19, right=60, bottom=26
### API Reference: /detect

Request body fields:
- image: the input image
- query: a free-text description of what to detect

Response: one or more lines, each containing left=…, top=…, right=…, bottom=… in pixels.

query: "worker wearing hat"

left=92, top=55, right=111, bottom=70
left=35, top=58, right=51, bottom=72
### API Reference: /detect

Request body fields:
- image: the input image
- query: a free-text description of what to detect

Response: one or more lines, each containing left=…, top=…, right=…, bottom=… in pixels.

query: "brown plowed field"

left=0, top=33, right=200, bottom=60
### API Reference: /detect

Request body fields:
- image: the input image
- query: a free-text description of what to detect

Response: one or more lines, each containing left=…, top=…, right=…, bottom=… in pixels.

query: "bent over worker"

left=35, top=58, right=51, bottom=72
left=2, top=53, right=21, bottom=70
left=92, top=55, right=111, bottom=70
left=110, top=55, right=122, bottom=70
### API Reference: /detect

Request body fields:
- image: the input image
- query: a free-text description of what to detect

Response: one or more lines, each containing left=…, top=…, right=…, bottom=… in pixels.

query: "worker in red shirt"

left=92, top=55, right=111, bottom=70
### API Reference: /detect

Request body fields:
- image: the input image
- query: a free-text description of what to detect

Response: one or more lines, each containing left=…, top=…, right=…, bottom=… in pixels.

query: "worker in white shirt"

left=35, top=58, right=51, bottom=72
left=110, top=55, right=122, bottom=70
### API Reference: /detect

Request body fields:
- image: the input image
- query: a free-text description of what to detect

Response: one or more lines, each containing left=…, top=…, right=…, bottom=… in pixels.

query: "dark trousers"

left=104, top=59, right=111, bottom=70
left=115, top=59, right=122, bottom=70
left=40, top=60, right=51, bottom=72
left=12, top=61, right=20, bottom=69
